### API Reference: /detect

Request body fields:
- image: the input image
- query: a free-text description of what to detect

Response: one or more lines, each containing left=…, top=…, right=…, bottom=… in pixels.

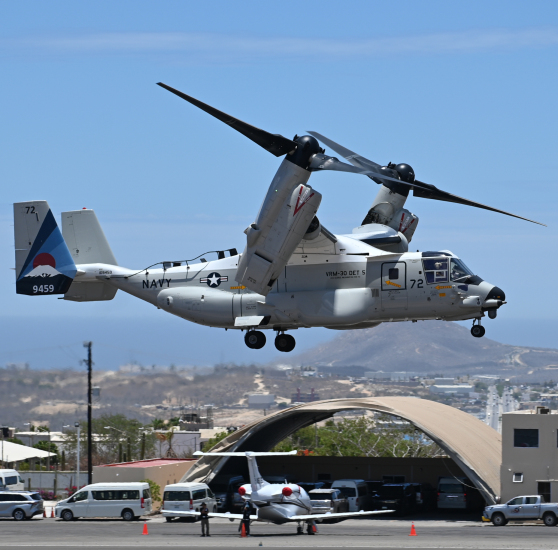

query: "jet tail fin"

left=194, top=451, right=297, bottom=492
left=14, top=201, right=77, bottom=296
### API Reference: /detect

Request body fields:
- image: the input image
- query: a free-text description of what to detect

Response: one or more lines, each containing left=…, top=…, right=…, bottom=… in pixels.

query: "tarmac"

left=2, top=513, right=558, bottom=550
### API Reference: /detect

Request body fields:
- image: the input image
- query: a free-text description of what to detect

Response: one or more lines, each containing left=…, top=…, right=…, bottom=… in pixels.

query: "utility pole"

left=84, top=342, right=93, bottom=484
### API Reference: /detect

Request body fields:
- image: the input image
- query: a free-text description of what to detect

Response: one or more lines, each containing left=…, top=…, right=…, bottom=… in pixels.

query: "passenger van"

left=437, top=477, right=467, bottom=509
left=331, top=479, right=369, bottom=512
left=0, top=469, right=24, bottom=491
left=55, top=482, right=152, bottom=521
left=162, top=482, right=217, bottom=522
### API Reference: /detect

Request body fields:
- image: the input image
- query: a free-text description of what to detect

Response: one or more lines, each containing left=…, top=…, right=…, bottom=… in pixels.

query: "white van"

left=0, top=469, right=24, bottom=491
left=55, top=482, right=152, bottom=521
left=331, top=479, right=369, bottom=512
left=162, top=482, right=217, bottom=522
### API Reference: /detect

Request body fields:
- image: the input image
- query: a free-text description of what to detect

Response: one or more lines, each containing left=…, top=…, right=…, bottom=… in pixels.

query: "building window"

left=513, top=473, right=524, bottom=483
left=514, top=429, right=539, bottom=448
left=538, top=482, right=551, bottom=503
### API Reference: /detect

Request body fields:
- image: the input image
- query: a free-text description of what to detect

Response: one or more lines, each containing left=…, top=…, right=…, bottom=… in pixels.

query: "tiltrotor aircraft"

left=13, top=83, right=544, bottom=352
left=161, top=451, right=392, bottom=534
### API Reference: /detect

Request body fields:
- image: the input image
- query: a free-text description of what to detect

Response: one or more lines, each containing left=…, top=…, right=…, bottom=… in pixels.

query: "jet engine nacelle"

left=236, top=158, right=322, bottom=296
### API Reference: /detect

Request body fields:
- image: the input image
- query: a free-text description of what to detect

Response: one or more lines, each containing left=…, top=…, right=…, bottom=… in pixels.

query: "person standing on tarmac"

left=200, top=502, right=210, bottom=537
left=240, top=501, right=253, bottom=537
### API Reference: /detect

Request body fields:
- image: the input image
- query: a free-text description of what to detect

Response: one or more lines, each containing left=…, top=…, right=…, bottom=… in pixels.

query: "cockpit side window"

left=422, top=259, right=448, bottom=284
left=450, top=259, right=474, bottom=282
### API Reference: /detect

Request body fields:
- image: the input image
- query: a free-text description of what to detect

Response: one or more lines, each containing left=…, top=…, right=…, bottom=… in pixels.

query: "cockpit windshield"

left=450, top=258, right=474, bottom=282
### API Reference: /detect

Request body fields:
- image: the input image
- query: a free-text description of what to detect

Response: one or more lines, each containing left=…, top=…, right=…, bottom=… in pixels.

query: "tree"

left=203, top=431, right=229, bottom=451
left=62, top=414, right=155, bottom=467
left=33, top=441, right=59, bottom=465
left=273, top=415, right=444, bottom=458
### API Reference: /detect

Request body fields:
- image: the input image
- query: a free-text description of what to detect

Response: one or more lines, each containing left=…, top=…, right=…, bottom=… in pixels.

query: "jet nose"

left=486, top=286, right=506, bottom=301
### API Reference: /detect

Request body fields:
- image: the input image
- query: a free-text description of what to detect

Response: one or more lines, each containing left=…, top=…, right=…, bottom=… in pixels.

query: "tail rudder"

left=14, top=201, right=77, bottom=296
left=61, top=208, right=117, bottom=265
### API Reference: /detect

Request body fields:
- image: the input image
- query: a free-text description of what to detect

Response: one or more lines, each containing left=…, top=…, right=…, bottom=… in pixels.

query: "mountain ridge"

left=271, top=321, right=558, bottom=381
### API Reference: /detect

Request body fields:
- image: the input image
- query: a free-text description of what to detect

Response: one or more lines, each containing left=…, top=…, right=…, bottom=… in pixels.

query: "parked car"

left=437, top=477, right=483, bottom=510
left=298, top=482, right=326, bottom=494
left=331, top=479, right=370, bottom=512
left=309, top=488, right=349, bottom=522
left=55, top=482, right=152, bottom=521
left=372, top=483, right=422, bottom=516
left=162, top=482, right=217, bottom=522
left=208, top=475, right=245, bottom=512
left=0, top=491, right=43, bottom=520
left=0, top=469, right=25, bottom=491
left=437, top=477, right=467, bottom=509
left=483, top=495, right=558, bottom=526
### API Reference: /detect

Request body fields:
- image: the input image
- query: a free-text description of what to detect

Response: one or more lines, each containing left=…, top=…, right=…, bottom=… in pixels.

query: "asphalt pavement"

left=2, top=514, right=558, bottom=550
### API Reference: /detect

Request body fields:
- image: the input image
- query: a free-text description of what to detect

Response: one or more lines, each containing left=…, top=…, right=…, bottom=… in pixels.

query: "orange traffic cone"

left=51, top=507, right=55, bottom=518
left=409, top=522, right=417, bottom=536
left=312, top=524, right=317, bottom=534
left=43, top=509, right=47, bottom=518
left=241, top=522, right=247, bottom=537
left=142, top=523, right=149, bottom=536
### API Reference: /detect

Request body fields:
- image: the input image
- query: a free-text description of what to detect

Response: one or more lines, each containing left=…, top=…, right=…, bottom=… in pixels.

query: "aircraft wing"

left=161, top=509, right=258, bottom=520
left=286, top=509, right=395, bottom=521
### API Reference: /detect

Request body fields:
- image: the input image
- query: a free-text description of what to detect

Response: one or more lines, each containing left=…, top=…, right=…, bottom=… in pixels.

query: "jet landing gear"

left=296, top=521, right=316, bottom=535
left=471, top=319, right=486, bottom=338
left=244, top=330, right=266, bottom=349
left=275, top=332, right=296, bottom=353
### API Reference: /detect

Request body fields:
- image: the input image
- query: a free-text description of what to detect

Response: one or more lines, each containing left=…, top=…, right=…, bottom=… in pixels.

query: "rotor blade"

left=412, top=181, right=546, bottom=226
left=157, top=83, right=297, bottom=157
left=307, top=131, right=382, bottom=171
left=308, top=153, right=369, bottom=173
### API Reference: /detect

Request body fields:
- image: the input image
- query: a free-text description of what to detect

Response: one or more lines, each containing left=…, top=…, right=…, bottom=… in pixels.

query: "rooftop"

left=96, top=458, right=196, bottom=468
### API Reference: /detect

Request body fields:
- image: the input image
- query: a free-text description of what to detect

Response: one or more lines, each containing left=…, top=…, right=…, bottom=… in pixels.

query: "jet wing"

left=287, top=509, right=395, bottom=521
left=161, top=509, right=258, bottom=520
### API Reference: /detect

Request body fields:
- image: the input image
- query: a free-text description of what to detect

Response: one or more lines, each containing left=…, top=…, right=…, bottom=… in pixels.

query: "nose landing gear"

left=275, top=333, right=296, bottom=352
left=244, top=330, right=266, bottom=349
left=471, top=319, right=486, bottom=338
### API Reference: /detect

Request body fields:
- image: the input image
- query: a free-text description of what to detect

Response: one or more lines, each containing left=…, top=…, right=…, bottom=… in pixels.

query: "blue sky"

left=1, top=1, right=557, bottom=370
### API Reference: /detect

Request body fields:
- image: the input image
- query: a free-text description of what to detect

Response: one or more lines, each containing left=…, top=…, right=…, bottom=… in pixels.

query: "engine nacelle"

left=387, top=208, right=419, bottom=242
left=236, top=158, right=322, bottom=296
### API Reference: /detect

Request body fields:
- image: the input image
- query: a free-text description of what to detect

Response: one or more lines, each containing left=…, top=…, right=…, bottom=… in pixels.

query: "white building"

left=248, top=394, right=275, bottom=409
left=429, top=384, right=474, bottom=396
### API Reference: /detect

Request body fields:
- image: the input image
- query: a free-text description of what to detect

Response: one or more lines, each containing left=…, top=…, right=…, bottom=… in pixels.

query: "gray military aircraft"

left=13, top=83, right=544, bottom=352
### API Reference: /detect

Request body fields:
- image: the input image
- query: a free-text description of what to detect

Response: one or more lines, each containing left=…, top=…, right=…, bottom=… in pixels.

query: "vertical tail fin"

left=193, top=450, right=297, bottom=491
left=14, top=201, right=77, bottom=295
left=61, top=209, right=117, bottom=265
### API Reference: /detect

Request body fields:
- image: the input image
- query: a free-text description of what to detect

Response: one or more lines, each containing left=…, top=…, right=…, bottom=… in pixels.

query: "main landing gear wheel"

left=244, top=330, right=266, bottom=349
left=471, top=325, right=485, bottom=338
left=275, top=333, right=296, bottom=352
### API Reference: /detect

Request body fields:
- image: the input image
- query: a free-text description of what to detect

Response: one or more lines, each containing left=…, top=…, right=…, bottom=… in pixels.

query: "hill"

left=274, top=321, right=558, bottom=381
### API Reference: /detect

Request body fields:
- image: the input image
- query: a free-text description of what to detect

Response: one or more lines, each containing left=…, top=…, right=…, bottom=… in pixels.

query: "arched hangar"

left=183, top=396, right=502, bottom=504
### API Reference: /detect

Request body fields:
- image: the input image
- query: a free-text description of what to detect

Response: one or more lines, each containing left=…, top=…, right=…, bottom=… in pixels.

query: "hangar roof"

left=183, top=396, right=501, bottom=503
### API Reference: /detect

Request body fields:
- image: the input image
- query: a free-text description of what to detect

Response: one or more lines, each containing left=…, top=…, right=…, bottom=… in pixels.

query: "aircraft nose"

left=486, top=286, right=505, bottom=301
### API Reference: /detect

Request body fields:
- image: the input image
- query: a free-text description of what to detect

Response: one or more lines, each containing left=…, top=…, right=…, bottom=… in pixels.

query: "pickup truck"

left=483, top=495, right=558, bottom=526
